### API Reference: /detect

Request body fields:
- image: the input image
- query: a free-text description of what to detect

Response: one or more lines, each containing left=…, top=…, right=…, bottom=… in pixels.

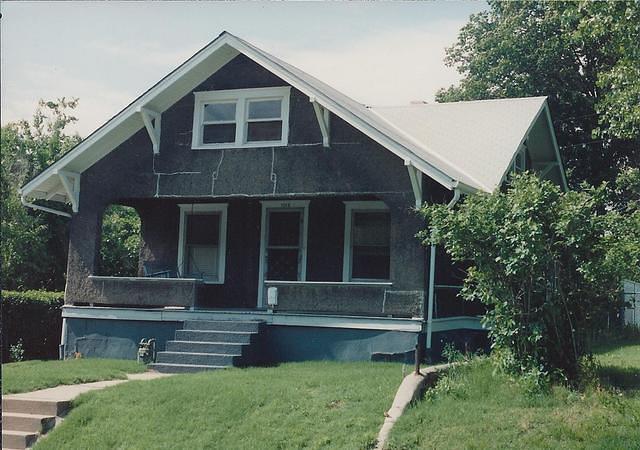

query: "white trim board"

left=61, top=306, right=423, bottom=332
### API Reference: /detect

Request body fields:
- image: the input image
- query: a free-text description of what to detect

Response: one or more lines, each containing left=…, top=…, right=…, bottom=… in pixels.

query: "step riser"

left=183, top=320, right=263, bottom=333
left=156, top=352, right=241, bottom=366
left=2, top=415, right=55, bottom=433
left=166, top=341, right=246, bottom=355
left=149, top=364, right=223, bottom=374
left=2, top=399, right=70, bottom=416
left=175, top=330, right=255, bottom=344
left=2, top=431, right=38, bottom=449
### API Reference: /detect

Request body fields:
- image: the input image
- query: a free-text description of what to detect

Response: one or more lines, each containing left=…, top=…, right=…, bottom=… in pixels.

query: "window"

left=192, top=87, right=290, bottom=149
left=513, top=147, right=527, bottom=173
left=343, top=201, right=391, bottom=281
left=177, top=204, right=228, bottom=283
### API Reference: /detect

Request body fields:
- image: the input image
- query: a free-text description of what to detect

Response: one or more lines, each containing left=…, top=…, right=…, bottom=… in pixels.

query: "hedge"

left=2, top=290, right=64, bottom=362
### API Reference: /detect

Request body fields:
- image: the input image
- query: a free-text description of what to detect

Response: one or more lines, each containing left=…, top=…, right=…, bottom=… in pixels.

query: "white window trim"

left=177, top=203, right=228, bottom=284
left=342, top=201, right=390, bottom=282
left=257, top=200, right=310, bottom=307
left=191, top=86, right=291, bottom=150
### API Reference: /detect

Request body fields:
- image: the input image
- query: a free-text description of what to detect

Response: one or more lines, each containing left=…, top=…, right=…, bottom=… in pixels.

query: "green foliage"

left=420, top=173, right=640, bottom=382
left=98, top=205, right=141, bottom=277
left=9, top=339, right=25, bottom=362
left=438, top=1, right=640, bottom=188
left=1, top=290, right=64, bottom=361
left=1, top=98, right=80, bottom=290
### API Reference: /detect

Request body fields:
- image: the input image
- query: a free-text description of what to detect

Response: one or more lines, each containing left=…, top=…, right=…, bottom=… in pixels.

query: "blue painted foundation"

left=65, top=318, right=181, bottom=360
left=65, top=317, right=488, bottom=363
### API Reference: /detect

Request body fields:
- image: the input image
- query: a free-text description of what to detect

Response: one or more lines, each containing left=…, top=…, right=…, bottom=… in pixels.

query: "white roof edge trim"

left=20, top=34, right=240, bottom=198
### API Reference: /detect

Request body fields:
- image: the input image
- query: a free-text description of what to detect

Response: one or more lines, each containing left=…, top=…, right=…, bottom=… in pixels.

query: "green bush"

left=420, top=173, right=639, bottom=383
left=1, top=290, right=64, bottom=361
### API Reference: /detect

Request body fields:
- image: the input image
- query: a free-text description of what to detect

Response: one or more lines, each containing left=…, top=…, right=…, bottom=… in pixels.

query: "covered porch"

left=69, top=194, right=429, bottom=318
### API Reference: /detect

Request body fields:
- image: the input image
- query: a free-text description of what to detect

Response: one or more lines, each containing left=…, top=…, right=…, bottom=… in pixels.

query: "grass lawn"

left=35, top=361, right=405, bottom=450
left=387, top=340, right=640, bottom=450
left=2, top=359, right=147, bottom=395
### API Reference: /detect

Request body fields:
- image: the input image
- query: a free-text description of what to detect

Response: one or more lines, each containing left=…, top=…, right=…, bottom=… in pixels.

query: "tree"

left=2, top=98, right=142, bottom=289
left=98, top=205, right=141, bottom=277
left=1, top=99, right=81, bottom=290
left=420, top=173, right=640, bottom=382
left=438, top=1, right=639, bottom=188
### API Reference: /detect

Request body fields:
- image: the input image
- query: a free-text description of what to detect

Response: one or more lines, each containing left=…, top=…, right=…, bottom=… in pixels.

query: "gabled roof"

left=20, top=31, right=567, bottom=210
left=369, top=97, right=567, bottom=192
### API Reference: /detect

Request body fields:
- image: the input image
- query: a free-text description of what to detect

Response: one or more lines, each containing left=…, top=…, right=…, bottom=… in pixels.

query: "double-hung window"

left=192, top=87, right=290, bottom=149
left=343, top=201, right=391, bottom=281
left=177, top=204, right=228, bottom=283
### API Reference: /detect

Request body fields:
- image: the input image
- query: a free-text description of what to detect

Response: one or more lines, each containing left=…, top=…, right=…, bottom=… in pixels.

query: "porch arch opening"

left=97, top=204, right=141, bottom=277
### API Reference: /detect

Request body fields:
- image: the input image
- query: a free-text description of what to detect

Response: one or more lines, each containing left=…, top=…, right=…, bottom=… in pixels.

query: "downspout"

left=21, top=195, right=72, bottom=218
left=426, top=188, right=461, bottom=351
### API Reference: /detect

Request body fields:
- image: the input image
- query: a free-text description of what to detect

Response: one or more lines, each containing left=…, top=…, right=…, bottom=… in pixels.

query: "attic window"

left=192, top=87, right=290, bottom=149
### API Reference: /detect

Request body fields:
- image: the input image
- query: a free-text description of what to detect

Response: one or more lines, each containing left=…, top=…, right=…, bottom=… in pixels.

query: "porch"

left=70, top=195, right=429, bottom=318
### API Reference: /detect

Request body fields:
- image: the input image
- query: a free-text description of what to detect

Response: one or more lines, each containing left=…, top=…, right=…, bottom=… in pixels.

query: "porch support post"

left=405, top=160, right=423, bottom=209
left=426, top=243, right=436, bottom=349
left=57, top=169, right=81, bottom=213
left=310, top=98, right=330, bottom=147
left=139, top=107, right=162, bottom=154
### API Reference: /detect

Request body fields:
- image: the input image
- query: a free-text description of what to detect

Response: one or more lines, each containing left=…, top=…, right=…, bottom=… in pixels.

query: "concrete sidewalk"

left=3, top=371, right=169, bottom=404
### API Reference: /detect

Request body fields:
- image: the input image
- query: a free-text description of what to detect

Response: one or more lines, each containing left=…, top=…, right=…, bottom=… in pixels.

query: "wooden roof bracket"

left=57, top=169, right=81, bottom=213
left=310, top=97, right=330, bottom=148
left=139, top=107, right=162, bottom=154
left=404, top=160, right=423, bottom=209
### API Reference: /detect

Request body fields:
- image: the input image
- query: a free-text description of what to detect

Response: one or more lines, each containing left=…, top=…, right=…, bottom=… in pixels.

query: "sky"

left=1, top=1, right=488, bottom=136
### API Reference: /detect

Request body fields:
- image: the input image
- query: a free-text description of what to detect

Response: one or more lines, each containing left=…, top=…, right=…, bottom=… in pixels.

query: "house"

left=20, top=32, right=567, bottom=372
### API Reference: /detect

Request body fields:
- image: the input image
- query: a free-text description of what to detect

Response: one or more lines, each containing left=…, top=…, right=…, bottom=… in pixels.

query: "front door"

left=258, top=201, right=309, bottom=306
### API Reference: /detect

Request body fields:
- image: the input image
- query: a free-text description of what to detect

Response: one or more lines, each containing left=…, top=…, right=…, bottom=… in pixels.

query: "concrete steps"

left=150, top=319, right=266, bottom=373
left=2, top=398, right=69, bottom=449
left=2, top=430, right=39, bottom=450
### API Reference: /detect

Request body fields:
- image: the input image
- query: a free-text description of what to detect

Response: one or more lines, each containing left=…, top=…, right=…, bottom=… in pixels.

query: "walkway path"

left=2, top=371, right=169, bottom=450
left=375, top=363, right=451, bottom=450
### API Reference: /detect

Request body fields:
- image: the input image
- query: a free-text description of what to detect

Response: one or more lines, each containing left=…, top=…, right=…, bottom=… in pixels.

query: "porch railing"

left=263, top=280, right=424, bottom=318
left=76, top=276, right=202, bottom=308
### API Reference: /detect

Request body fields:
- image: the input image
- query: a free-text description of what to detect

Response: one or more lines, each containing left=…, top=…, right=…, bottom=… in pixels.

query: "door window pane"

left=351, top=212, right=390, bottom=279
left=266, top=248, right=299, bottom=280
left=268, top=211, right=301, bottom=246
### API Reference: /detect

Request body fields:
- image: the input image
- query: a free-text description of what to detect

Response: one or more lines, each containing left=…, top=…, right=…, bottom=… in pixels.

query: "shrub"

left=420, top=173, right=639, bottom=383
left=1, top=290, right=64, bottom=361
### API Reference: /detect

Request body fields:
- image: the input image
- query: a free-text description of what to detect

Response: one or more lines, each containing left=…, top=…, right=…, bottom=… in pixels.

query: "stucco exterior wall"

left=64, top=54, right=429, bottom=311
